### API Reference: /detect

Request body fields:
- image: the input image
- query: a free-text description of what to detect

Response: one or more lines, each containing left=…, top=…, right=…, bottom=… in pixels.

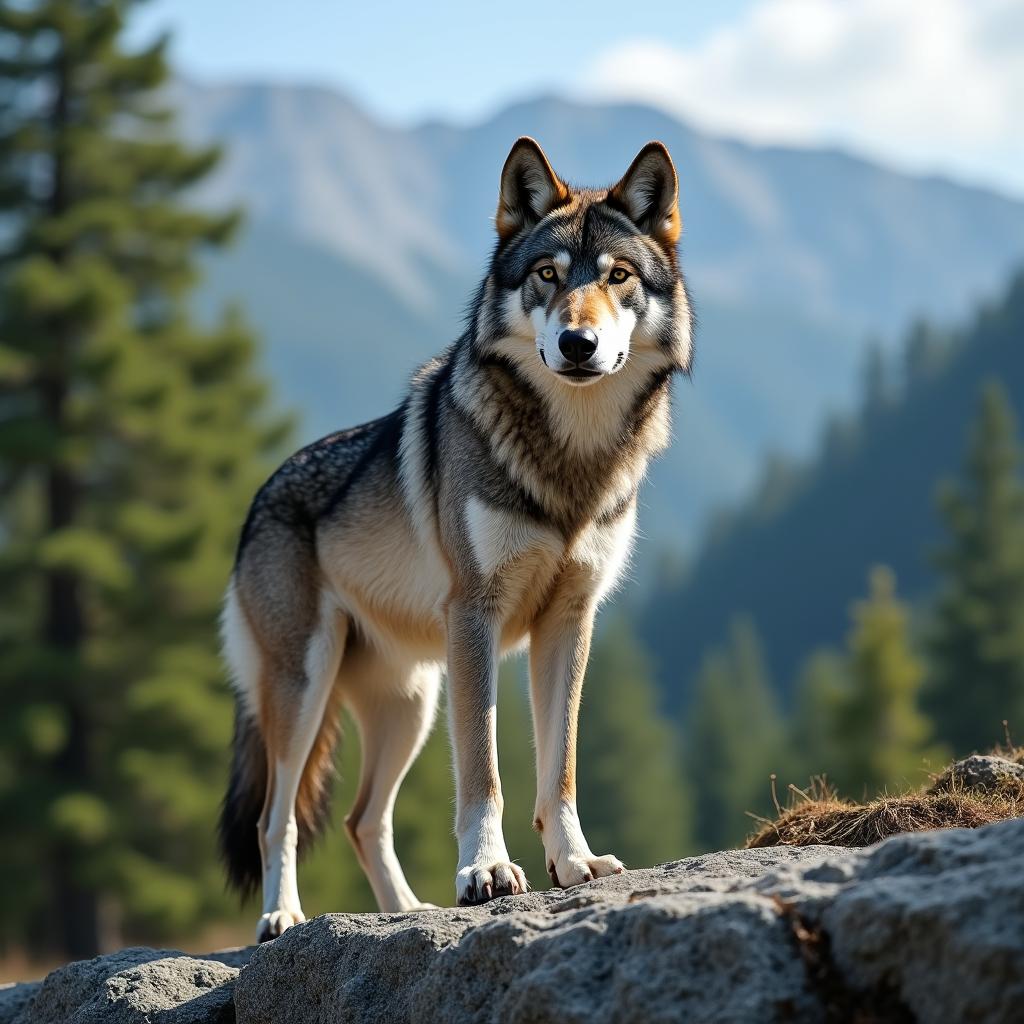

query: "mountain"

left=175, top=80, right=1024, bottom=542
left=193, top=221, right=451, bottom=427
left=640, top=270, right=1024, bottom=709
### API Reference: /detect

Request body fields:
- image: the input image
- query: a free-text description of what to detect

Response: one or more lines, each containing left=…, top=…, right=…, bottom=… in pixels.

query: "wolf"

left=219, top=137, right=693, bottom=941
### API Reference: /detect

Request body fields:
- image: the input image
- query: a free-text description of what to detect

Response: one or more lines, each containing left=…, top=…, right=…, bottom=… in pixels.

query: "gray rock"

left=13, top=947, right=247, bottom=1024
left=236, top=820, right=1024, bottom=1024
left=821, top=821, right=1024, bottom=1023
left=0, top=982, right=39, bottom=1024
left=928, top=753, right=1024, bottom=794
left=235, top=887, right=823, bottom=1024
left=6, top=820, right=1023, bottom=1023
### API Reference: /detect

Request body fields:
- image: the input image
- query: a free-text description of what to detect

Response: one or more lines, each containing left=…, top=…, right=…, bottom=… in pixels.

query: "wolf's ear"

left=608, top=142, right=681, bottom=248
left=496, top=137, right=569, bottom=241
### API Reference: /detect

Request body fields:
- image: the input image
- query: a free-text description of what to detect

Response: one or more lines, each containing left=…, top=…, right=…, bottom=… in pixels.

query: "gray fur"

left=221, top=138, right=694, bottom=933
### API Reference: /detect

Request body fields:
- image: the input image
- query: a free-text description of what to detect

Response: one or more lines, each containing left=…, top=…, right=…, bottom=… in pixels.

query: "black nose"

left=558, top=328, right=598, bottom=365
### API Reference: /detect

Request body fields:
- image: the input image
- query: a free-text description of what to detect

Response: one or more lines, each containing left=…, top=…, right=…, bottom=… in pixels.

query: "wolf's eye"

left=609, top=267, right=632, bottom=284
left=537, top=265, right=557, bottom=283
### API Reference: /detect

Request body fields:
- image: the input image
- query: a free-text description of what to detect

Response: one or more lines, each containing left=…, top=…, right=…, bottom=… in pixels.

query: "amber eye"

left=609, top=267, right=632, bottom=284
left=537, top=265, right=557, bottom=283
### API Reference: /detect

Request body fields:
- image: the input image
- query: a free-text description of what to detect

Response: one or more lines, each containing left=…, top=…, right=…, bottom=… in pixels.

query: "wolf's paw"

left=547, top=852, right=625, bottom=888
left=456, top=861, right=529, bottom=905
left=256, top=909, right=305, bottom=943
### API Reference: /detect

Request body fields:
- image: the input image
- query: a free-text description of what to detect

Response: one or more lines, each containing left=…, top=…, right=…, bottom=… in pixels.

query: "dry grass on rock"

left=746, top=748, right=1024, bottom=850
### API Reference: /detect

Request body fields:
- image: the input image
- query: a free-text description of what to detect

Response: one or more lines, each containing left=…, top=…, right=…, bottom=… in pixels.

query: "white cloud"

left=580, top=0, right=1024, bottom=197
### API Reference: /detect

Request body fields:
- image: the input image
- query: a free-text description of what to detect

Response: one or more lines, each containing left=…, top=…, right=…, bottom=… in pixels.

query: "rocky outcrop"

left=1, top=948, right=251, bottom=1024
left=5, top=817, right=1023, bottom=1024
left=928, top=751, right=1024, bottom=794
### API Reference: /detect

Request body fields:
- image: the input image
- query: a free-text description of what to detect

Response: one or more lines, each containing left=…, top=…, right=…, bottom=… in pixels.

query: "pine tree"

left=790, top=649, right=847, bottom=782
left=927, top=382, right=1024, bottom=754
left=791, top=570, right=939, bottom=797
left=576, top=618, right=693, bottom=865
left=833, top=567, right=938, bottom=795
left=683, top=617, right=787, bottom=851
left=902, top=319, right=951, bottom=388
left=0, top=2, right=288, bottom=958
left=861, top=341, right=892, bottom=416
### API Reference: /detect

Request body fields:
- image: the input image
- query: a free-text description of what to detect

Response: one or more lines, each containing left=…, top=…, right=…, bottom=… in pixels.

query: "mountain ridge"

left=176, top=78, right=1024, bottom=543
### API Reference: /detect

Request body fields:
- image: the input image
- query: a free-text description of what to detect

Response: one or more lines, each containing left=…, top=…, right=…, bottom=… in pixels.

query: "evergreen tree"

left=903, top=319, right=951, bottom=388
left=683, top=617, right=786, bottom=851
left=577, top=618, right=693, bottom=865
left=832, top=567, right=937, bottom=795
left=790, top=649, right=847, bottom=783
left=791, top=570, right=939, bottom=797
left=861, top=341, right=892, bottom=416
left=927, top=382, right=1024, bottom=753
left=819, top=414, right=859, bottom=465
left=0, top=1, right=288, bottom=957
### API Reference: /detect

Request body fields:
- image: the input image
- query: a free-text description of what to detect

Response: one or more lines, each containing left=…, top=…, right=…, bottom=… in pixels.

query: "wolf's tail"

left=218, top=695, right=344, bottom=898
left=218, top=707, right=268, bottom=897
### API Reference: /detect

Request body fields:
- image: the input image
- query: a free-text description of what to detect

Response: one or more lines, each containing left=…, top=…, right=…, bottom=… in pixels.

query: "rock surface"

left=927, top=752, right=1024, bottom=794
left=0, top=984, right=37, bottom=1024
left=2, top=949, right=250, bottom=1024
left=5, top=817, right=1023, bottom=1024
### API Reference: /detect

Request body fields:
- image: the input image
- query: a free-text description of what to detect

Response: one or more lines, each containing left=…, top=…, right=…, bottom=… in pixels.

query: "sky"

left=129, top=0, right=1024, bottom=199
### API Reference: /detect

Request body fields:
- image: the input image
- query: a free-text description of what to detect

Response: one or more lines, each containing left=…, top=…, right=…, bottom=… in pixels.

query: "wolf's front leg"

left=446, top=599, right=529, bottom=905
left=529, top=586, right=625, bottom=888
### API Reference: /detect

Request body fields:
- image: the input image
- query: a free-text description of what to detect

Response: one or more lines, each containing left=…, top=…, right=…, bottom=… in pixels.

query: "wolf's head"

left=472, top=137, right=692, bottom=388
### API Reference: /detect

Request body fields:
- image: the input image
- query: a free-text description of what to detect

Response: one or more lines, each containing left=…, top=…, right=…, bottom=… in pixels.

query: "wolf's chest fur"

left=463, top=496, right=636, bottom=642
left=318, top=485, right=635, bottom=663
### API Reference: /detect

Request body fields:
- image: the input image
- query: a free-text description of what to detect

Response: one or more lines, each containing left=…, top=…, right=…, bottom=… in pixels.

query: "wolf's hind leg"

left=343, top=652, right=441, bottom=912
left=256, top=593, right=348, bottom=943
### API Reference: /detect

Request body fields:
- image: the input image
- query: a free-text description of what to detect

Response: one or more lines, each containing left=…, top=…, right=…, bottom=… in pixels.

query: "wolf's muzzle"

left=558, top=328, right=598, bottom=366
left=556, top=327, right=602, bottom=380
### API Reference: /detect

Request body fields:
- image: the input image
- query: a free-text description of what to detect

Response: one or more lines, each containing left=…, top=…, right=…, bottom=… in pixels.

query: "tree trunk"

left=41, top=45, right=102, bottom=961
left=45, top=461, right=101, bottom=958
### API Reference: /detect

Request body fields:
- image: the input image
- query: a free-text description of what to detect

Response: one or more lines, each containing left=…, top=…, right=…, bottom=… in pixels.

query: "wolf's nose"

left=558, top=328, right=598, bottom=364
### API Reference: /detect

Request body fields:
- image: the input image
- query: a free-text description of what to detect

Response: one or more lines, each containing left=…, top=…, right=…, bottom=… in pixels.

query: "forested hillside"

left=643, top=270, right=1024, bottom=707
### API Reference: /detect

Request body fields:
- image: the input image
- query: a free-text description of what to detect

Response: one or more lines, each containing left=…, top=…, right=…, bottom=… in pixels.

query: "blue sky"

left=129, top=0, right=1024, bottom=198
left=129, top=0, right=753, bottom=125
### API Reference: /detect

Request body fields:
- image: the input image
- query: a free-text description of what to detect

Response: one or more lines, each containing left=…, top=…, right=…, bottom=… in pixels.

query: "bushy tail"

left=219, top=707, right=268, bottom=898
left=219, top=692, right=344, bottom=899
